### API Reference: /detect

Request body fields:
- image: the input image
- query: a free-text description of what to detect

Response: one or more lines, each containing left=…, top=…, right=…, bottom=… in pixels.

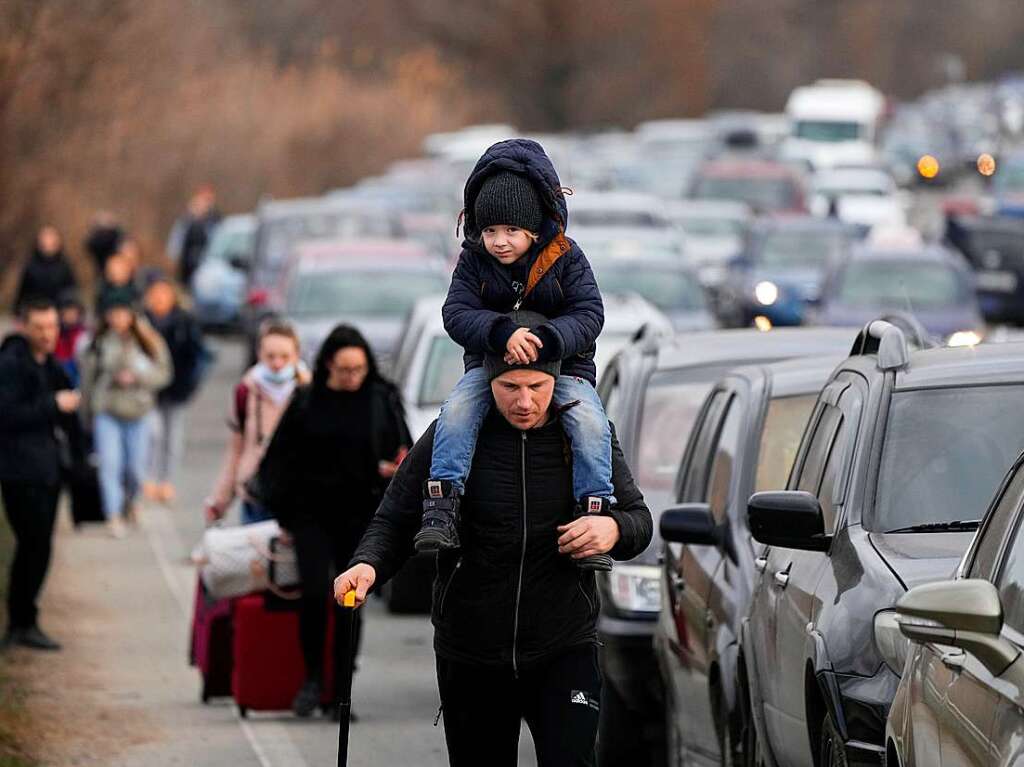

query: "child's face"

left=482, top=226, right=534, bottom=265
left=60, top=306, right=81, bottom=327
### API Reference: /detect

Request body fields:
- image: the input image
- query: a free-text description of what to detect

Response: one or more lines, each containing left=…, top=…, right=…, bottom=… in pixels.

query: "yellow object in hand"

left=343, top=591, right=356, bottom=608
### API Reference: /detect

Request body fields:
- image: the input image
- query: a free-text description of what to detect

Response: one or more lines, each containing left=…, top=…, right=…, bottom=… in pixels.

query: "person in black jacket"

left=83, top=211, right=124, bottom=276
left=14, top=226, right=77, bottom=316
left=334, top=311, right=652, bottom=767
left=143, top=274, right=208, bottom=504
left=258, top=324, right=411, bottom=718
left=0, top=299, right=83, bottom=651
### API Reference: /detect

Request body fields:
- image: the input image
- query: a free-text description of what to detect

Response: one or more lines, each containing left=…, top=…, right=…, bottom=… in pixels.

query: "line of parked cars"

left=597, top=318, right=1024, bottom=766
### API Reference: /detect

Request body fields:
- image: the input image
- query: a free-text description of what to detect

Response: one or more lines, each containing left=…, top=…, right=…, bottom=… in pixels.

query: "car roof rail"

left=850, top=319, right=911, bottom=370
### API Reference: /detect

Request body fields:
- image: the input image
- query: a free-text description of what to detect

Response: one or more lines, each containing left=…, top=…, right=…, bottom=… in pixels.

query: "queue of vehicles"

left=177, top=75, right=1024, bottom=766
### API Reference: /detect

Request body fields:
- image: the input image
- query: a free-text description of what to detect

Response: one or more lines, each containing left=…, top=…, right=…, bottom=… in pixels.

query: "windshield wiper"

left=885, top=520, right=981, bottom=534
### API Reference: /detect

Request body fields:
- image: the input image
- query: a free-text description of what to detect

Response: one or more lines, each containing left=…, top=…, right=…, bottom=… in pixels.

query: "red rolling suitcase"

left=231, top=593, right=336, bottom=716
left=190, top=579, right=235, bottom=702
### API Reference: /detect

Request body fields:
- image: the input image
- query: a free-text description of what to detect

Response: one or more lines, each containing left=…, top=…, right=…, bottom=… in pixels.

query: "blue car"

left=814, top=244, right=986, bottom=345
left=993, top=151, right=1024, bottom=218
left=716, top=216, right=855, bottom=327
left=192, top=214, right=256, bottom=330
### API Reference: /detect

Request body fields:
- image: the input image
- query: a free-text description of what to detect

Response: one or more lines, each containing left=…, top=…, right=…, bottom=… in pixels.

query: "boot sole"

left=413, top=528, right=460, bottom=553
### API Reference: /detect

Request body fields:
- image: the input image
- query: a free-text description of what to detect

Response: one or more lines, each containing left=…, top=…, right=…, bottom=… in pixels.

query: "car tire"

left=665, top=698, right=684, bottom=767
left=736, top=659, right=759, bottom=767
left=598, top=681, right=651, bottom=767
left=714, top=684, right=739, bottom=767
left=819, top=713, right=849, bottom=767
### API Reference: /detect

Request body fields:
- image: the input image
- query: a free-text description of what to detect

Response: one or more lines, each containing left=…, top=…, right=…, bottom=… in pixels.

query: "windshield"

left=755, top=394, right=817, bottom=491
left=794, top=120, right=862, bottom=142
left=286, top=270, right=448, bottom=317
left=758, top=230, right=845, bottom=271
left=836, top=260, right=963, bottom=307
left=596, top=264, right=706, bottom=311
left=693, top=176, right=799, bottom=211
left=676, top=216, right=745, bottom=239
left=573, top=210, right=664, bottom=228
left=204, top=225, right=254, bottom=264
left=874, top=386, right=1024, bottom=532
left=994, top=163, right=1024, bottom=195
left=634, top=370, right=718, bottom=511
left=259, top=212, right=396, bottom=271
left=418, top=335, right=464, bottom=406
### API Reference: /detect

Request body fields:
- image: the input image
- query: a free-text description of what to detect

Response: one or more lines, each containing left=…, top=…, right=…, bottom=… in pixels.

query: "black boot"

left=573, top=497, right=613, bottom=572
left=292, top=678, right=322, bottom=718
left=16, top=625, right=62, bottom=651
left=413, top=480, right=461, bottom=553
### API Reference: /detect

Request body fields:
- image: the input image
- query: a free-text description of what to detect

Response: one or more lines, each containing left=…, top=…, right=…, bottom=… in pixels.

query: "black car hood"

left=868, top=531, right=975, bottom=590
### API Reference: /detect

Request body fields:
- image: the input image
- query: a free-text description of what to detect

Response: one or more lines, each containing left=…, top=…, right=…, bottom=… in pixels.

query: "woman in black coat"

left=14, top=226, right=77, bottom=315
left=259, top=324, right=411, bottom=718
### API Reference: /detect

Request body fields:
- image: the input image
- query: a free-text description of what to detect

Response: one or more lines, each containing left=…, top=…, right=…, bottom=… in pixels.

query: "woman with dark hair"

left=258, top=324, right=411, bottom=717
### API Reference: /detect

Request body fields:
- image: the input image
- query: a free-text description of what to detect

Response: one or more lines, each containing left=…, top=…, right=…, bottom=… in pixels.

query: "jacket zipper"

left=439, top=558, right=461, bottom=617
left=512, top=431, right=528, bottom=677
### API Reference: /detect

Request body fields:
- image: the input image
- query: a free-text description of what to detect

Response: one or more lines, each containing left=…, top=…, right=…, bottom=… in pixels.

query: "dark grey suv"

left=655, top=354, right=844, bottom=766
left=594, top=327, right=856, bottom=766
left=742, top=323, right=1024, bottom=766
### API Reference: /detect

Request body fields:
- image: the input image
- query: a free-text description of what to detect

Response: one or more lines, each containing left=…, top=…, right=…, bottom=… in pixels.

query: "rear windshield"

left=596, top=264, right=706, bottom=311
left=755, top=394, right=817, bottom=492
left=676, top=216, right=746, bottom=239
left=257, top=211, right=396, bottom=273
left=692, top=176, right=799, bottom=212
left=874, top=385, right=1024, bottom=531
left=794, top=120, right=862, bottom=142
left=286, top=270, right=448, bottom=317
left=836, top=260, right=963, bottom=308
left=759, top=230, right=845, bottom=271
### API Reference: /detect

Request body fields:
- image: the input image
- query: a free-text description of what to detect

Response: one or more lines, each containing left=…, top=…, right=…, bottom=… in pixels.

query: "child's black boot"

left=414, top=479, right=461, bottom=552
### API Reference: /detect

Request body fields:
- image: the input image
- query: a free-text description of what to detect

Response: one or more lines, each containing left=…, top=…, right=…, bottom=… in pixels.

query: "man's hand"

left=557, top=516, right=620, bottom=560
left=505, top=327, right=543, bottom=365
left=54, top=390, right=81, bottom=413
left=334, top=563, right=377, bottom=608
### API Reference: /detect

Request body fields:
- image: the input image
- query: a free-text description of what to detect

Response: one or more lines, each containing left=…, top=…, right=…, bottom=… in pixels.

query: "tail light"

left=246, top=288, right=269, bottom=307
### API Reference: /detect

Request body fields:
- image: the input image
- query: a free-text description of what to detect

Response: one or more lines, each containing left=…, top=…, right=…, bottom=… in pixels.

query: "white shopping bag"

left=193, top=520, right=300, bottom=599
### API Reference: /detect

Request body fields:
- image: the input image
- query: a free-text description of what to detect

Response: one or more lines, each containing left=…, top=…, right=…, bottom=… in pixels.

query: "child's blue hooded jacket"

left=442, top=139, right=604, bottom=385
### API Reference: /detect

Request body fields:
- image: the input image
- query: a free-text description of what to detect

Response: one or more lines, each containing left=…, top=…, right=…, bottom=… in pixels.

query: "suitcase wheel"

left=238, top=706, right=248, bottom=718
left=201, top=681, right=210, bottom=704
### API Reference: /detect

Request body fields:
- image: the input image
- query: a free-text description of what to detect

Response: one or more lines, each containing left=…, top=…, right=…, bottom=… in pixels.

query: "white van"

left=781, top=79, right=886, bottom=170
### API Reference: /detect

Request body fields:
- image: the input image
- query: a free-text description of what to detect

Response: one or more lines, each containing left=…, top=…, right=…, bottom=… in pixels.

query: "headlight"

left=754, top=281, right=779, bottom=306
left=874, top=610, right=912, bottom=675
left=608, top=564, right=662, bottom=613
left=947, top=330, right=983, bottom=348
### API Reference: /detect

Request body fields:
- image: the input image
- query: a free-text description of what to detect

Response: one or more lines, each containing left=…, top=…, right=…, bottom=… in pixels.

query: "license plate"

left=976, top=270, right=1018, bottom=293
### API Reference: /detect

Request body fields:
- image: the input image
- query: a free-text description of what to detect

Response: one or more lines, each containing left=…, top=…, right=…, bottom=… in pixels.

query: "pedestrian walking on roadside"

left=84, top=211, right=124, bottom=277
left=0, top=299, right=83, bottom=651
left=206, top=320, right=307, bottom=525
left=334, top=311, right=652, bottom=766
left=80, top=287, right=172, bottom=538
left=142, top=275, right=210, bottom=506
left=14, top=225, right=78, bottom=315
left=412, top=140, right=615, bottom=572
left=258, top=324, right=411, bottom=718
left=55, top=290, right=90, bottom=388
left=168, top=185, right=221, bottom=290
left=93, top=252, right=141, bottom=313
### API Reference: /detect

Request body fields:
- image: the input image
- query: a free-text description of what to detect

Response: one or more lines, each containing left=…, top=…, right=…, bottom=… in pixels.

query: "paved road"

left=166, top=337, right=539, bottom=766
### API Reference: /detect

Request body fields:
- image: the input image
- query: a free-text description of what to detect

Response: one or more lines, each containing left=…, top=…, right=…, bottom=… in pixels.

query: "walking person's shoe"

left=413, top=480, right=461, bottom=553
left=291, top=678, right=322, bottom=718
left=158, top=483, right=176, bottom=505
left=107, top=516, right=127, bottom=539
left=124, top=502, right=141, bottom=526
left=16, top=625, right=62, bottom=652
left=572, top=497, right=614, bottom=572
left=142, top=481, right=160, bottom=502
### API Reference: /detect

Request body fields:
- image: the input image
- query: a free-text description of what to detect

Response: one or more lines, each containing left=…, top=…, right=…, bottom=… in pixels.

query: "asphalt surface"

left=160, top=337, right=539, bottom=766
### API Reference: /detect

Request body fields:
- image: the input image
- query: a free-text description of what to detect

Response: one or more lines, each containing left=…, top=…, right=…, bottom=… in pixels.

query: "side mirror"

left=747, top=491, right=830, bottom=552
left=896, top=579, right=1019, bottom=675
left=660, top=503, right=737, bottom=562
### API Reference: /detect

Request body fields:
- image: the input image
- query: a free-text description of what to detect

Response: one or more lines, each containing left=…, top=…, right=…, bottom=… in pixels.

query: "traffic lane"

left=174, top=338, right=537, bottom=765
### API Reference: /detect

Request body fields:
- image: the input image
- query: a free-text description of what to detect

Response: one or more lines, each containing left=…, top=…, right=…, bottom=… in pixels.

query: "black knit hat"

left=473, top=171, right=544, bottom=234
left=483, top=310, right=561, bottom=382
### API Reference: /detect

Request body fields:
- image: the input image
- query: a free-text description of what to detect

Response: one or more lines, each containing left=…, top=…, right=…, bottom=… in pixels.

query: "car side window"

left=681, top=392, right=730, bottom=503
left=968, top=466, right=1024, bottom=581
left=995, top=512, right=1024, bottom=634
left=705, top=397, right=744, bottom=524
left=815, top=416, right=847, bottom=533
left=795, top=406, right=842, bottom=494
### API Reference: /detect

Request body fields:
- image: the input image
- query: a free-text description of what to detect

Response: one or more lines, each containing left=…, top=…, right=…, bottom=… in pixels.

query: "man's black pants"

left=436, top=645, right=602, bottom=767
left=1, top=482, right=60, bottom=631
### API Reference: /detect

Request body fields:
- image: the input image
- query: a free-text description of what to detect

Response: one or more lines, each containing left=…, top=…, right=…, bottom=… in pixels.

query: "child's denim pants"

left=430, top=367, right=615, bottom=502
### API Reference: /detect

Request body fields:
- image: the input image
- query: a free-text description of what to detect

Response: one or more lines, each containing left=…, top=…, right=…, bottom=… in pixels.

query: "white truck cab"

left=782, top=79, right=886, bottom=171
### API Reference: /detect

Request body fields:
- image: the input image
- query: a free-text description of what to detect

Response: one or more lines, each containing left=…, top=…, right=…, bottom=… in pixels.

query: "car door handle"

left=755, top=557, right=768, bottom=573
left=773, top=570, right=790, bottom=588
left=940, top=650, right=965, bottom=671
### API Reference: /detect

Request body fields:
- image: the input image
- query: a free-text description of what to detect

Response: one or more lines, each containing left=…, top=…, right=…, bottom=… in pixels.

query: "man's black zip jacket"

left=350, top=410, right=652, bottom=671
